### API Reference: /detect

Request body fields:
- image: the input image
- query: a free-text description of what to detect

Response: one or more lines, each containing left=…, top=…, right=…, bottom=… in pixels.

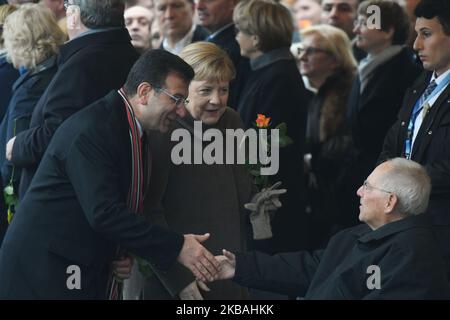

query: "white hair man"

left=212, top=158, right=450, bottom=299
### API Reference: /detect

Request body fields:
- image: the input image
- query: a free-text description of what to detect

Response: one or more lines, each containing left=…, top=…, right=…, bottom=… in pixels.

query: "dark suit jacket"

left=234, top=215, right=450, bottom=299
left=11, top=28, right=139, bottom=198
left=347, top=47, right=422, bottom=167
left=380, top=71, right=450, bottom=226
left=0, top=91, right=184, bottom=299
left=207, top=24, right=251, bottom=110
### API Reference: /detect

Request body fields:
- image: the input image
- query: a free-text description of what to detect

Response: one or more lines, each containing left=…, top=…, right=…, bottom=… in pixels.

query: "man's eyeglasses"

left=297, top=46, right=331, bottom=56
left=362, top=180, right=392, bottom=194
left=154, top=87, right=189, bottom=108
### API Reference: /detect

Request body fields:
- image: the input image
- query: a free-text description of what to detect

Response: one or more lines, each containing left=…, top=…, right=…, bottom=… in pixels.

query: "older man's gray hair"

left=72, top=0, right=125, bottom=29
left=378, top=158, right=431, bottom=216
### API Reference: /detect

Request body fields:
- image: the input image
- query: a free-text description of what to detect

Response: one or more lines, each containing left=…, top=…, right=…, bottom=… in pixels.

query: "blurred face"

left=298, top=34, right=337, bottom=83
left=140, top=73, right=189, bottom=132
left=294, top=0, right=322, bottom=29
left=357, top=163, right=392, bottom=230
left=353, top=15, right=393, bottom=54
left=235, top=28, right=259, bottom=59
left=155, top=0, right=194, bottom=40
left=151, top=19, right=163, bottom=48
left=186, top=79, right=229, bottom=125
left=41, top=0, right=66, bottom=20
left=321, top=0, right=358, bottom=37
left=125, top=6, right=153, bottom=53
left=195, top=0, right=235, bottom=33
left=414, top=17, right=450, bottom=77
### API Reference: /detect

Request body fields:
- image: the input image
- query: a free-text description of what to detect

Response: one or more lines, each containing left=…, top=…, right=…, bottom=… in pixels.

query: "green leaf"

left=275, top=122, right=288, bottom=135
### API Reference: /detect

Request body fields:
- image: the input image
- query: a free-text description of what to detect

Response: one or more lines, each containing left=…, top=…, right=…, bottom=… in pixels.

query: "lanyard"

left=404, top=73, right=450, bottom=159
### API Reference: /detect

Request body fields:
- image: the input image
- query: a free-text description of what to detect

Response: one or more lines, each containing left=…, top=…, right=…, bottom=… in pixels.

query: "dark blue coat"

left=0, top=56, right=58, bottom=189
left=0, top=54, right=19, bottom=122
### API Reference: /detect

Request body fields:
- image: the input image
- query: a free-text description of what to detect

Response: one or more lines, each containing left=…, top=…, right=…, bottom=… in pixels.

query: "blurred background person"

left=321, top=0, right=366, bottom=61
left=294, top=0, right=322, bottom=31
left=139, top=41, right=254, bottom=300
left=233, top=0, right=311, bottom=264
left=299, top=24, right=356, bottom=249
left=196, top=0, right=251, bottom=110
left=125, top=5, right=154, bottom=53
left=155, top=0, right=208, bottom=54
left=0, top=2, right=18, bottom=246
left=345, top=0, right=422, bottom=228
left=0, top=3, right=65, bottom=233
left=0, top=4, right=18, bottom=121
left=151, top=17, right=163, bottom=48
left=40, top=0, right=68, bottom=38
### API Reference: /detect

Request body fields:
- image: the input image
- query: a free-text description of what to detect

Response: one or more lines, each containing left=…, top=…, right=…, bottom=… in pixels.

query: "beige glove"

left=244, top=182, right=287, bottom=240
left=179, top=280, right=211, bottom=300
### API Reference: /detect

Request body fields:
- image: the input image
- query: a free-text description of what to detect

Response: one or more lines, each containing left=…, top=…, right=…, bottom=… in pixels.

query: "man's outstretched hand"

left=177, top=233, right=220, bottom=282
left=211, top=249, right=236, bottom=281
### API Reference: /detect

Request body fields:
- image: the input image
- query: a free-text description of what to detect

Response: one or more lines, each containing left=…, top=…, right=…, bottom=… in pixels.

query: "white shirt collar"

left=163, top=24, right=196, bottom=55
left=431, top=68, right=450, bottom=85
left=208, top=23, right=234, bottom=40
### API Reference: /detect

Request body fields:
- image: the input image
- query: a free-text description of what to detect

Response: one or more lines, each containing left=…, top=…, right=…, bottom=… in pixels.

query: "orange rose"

left=255, top=114, right=271, bottom=128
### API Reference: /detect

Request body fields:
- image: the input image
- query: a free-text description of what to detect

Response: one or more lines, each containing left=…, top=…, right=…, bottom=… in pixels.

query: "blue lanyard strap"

left=404, top=72, right=450, bottom=159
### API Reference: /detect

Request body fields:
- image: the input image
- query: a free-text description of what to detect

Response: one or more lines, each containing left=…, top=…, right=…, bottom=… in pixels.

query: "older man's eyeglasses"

left=154, top=87, right=189, bottom=108
left=354, top=18, right=368, bottom=28
left=362, top=180, right=392, bottom=194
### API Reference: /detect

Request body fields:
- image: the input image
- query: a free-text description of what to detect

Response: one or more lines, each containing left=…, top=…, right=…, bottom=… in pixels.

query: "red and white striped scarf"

left=108, top=88, right=146, bottom=299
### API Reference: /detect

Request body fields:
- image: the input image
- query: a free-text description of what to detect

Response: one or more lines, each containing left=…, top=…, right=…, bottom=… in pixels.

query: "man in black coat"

left=0, top=49, right=220, bottom=299
left=379, top=0, right=450, bottom=279
left=345, top=0, right=422, bottom=227
left=213, top=158, right=450, bottom=299
left=196, top=0, right=250, bottom=109
left=6, top=0, right=140, bottom=198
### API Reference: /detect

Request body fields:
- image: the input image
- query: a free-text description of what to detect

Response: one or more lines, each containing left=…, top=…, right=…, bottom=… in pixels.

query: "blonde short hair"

left=3, top=3, right=65, bottom=70
left=300, top=24, right=357, bottom=75
left=233, top=0, right=293, bottom=52
left=0, top=4, right=18, bottom=49
left=179, top=42, right=236, bottom=83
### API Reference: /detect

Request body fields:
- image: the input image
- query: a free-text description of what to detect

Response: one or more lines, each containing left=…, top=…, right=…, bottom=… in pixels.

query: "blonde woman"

left=299, top=24, right=357, bottom=249
left=137, top=42, right=253, bottom=300
left=1, top=3, right=65, bottom=197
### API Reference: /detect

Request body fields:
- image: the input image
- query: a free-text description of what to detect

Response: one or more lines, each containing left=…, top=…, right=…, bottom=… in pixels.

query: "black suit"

left=207, top=24, right=251, bottom=110
left=380, top=71, right=450, bottom=277
left=11, top=28, right=139, bottom=198
left=159, top=25, right=210, bottom=50
left=345, top=48, right=422, bottom=226
left=0, top=91, right=184, bottom=299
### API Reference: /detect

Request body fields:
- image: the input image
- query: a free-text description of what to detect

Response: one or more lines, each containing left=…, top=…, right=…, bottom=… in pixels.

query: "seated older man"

left=213, top=158, right=450, bottom=299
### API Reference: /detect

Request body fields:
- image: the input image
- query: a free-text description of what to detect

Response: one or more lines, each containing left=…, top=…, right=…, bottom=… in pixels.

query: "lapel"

left=12, top=71, right=32, bottom=91
left=412, top=81, right=450, bottom=159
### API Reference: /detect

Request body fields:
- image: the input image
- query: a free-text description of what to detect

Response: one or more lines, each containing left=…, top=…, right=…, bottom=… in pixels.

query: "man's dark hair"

left=72, top=0, right=125, bottom=29
left=415, top=0, right=450, bottom=36
left=123, top=49, right=194, bottom=96
left=358, top=0, right=410, bottom=45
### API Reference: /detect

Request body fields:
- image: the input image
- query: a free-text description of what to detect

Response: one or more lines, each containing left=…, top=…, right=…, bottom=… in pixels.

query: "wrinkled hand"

left=244, top=182, right=287, bottom=240
left=6, top=136, right=16, bottom=161
left=212, top=249, right=236, bottom=281
left=179, top=280, right=211, bottom=300
left=112, top=255, right=133, bottom=280
left=177, top=233, right=220, bottom=282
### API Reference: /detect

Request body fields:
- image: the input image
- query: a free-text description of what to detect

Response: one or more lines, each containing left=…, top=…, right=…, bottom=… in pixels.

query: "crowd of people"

left=0, top=0, right=449, bottom=300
